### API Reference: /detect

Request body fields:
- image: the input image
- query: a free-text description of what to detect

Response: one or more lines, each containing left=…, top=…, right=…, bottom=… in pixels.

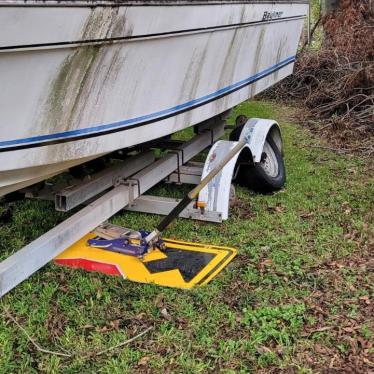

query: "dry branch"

left=5, top=309, right=72, bottom=358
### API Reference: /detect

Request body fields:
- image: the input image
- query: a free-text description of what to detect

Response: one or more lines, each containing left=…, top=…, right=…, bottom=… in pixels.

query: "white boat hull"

left=0, top=1, right=308, bottom=196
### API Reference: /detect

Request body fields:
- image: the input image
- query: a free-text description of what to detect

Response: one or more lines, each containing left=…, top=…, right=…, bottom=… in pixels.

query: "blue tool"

left=87, top=230, right=165, bottom=257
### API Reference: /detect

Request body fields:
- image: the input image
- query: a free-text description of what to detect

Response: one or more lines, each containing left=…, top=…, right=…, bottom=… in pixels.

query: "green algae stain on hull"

left=42, top=46, right=101, bottom=134
left=37, top=7, right=130, bottom=137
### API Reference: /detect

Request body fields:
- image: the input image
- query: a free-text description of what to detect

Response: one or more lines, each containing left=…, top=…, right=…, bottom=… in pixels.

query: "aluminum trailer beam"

left=0, top=121, right=224, bottom=297
left=55, top=151, right=155, bottom=212
left=166, top=162, right=203, bottom=185
left=126, top=195, right=223, bottom=223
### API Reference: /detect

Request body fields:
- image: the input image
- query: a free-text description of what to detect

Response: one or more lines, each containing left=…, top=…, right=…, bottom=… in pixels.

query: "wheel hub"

left=260, top=142, right=279, bottom=177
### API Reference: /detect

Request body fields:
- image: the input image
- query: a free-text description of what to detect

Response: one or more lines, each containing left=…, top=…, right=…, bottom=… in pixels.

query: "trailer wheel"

left=230, top=125, right=286, bottom=193
left=229, top=116, right=248, bottom=141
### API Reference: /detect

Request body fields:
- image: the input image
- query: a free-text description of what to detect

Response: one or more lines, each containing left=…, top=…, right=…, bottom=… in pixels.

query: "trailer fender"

left=198, top=140, right=247, bottom=220
left=239, top=118, right=283, bottom=163
left=198, top=118, right=283, bottom=220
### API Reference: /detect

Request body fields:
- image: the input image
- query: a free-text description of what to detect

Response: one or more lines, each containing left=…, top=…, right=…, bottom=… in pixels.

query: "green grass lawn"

left=0, top=101, right=373, bottom=373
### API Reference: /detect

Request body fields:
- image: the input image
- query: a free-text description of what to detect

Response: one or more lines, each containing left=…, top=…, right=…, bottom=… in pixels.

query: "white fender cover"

left=239, top=118, right=282, bottom=163
left=198, top=118, right=282, bottom=220
left=199, top=140, right=246, bottom=220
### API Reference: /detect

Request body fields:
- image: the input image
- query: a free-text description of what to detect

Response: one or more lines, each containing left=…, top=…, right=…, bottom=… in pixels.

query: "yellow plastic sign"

left=55, top=233, right=237, bottom=289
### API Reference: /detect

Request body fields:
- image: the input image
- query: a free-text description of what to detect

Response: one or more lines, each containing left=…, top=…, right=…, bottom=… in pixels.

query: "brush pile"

left=265, top=0, right=374, bottom=155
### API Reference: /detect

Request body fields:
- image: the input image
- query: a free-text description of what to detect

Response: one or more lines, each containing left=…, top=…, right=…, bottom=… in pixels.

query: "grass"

left=0, top=100, right=373, bottom=373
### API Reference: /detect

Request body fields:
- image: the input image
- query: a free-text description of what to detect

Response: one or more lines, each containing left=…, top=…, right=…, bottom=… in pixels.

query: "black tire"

left=229, top=123, right=245, bottom=142
left=229, top=126, right=286, bottom=193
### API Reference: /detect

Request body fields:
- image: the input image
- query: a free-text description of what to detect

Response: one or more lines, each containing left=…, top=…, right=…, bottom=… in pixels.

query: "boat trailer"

left=0, top=115, right=283, bottom=295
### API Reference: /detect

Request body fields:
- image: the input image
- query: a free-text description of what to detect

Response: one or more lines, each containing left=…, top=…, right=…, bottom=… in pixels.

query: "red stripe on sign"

left=54, top=258, right=122, bottom=277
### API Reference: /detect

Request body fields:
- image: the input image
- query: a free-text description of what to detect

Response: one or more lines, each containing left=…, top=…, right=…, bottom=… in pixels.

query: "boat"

left=0, top=0, right=309, bottom=197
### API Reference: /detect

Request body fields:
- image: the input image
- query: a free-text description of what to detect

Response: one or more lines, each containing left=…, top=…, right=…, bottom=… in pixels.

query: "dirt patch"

left=230, top=196, right=255, bottom=219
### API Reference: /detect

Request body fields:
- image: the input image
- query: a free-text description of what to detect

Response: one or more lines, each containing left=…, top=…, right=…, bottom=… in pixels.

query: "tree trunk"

left=321, top=0, right=341, bottom=46
left=322, top=0, right=340, bottom=15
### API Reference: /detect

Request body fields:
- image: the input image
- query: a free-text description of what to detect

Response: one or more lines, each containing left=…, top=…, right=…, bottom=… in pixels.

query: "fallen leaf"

left=359, top=295, right=371, bottom=304
left=161, top=308, right=172, bottom=321
left=261, top=259, right=273, bottom=267
left=342, top=327, right=354, bottom=333
left=138, top=356, right=151, bottom=366
left=300, top=212, right=315, bottom=219
left=135, top=312, right=146, bottom=320
left=110, top=319, right=121, bottom=330
left=97, top=325, right=110, bottom=333
left=257, top=346, right=272, bottom=354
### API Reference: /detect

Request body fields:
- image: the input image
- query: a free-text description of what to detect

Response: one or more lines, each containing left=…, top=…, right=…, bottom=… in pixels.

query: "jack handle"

left=145, top=137, right=247, bottom=245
